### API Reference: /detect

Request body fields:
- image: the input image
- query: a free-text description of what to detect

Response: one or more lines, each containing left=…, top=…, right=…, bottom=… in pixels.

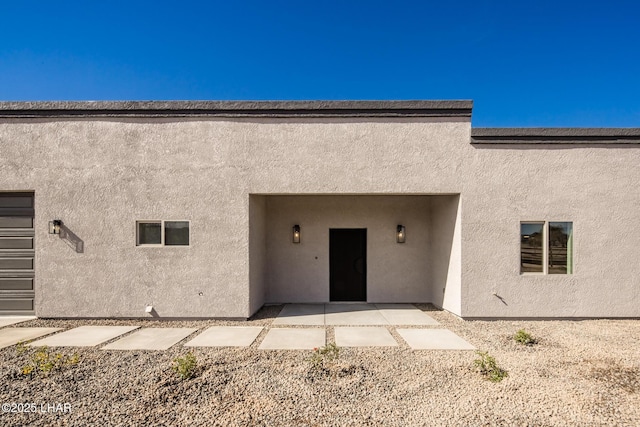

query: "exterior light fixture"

left=293, top=224, right=301, bottom=243
left=396, top=225, right=406, bottom=243
left=48, top=220, right=62, bottom=235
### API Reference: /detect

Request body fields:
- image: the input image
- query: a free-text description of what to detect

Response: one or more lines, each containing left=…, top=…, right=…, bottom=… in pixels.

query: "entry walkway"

left=272, top=303, right=440, bottom=326
left=0, top=304, right=475, bottom=351
left=263, top=303, right=474, bottom=350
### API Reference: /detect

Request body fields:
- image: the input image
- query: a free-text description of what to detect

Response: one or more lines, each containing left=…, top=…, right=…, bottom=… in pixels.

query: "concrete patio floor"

left=272, top=304, right=325, bottom=326
left=375, top=304, right=440, bottom=325
left=261, top=304, right=472, bottom=350
left=272, top=303, right=440, bottom=326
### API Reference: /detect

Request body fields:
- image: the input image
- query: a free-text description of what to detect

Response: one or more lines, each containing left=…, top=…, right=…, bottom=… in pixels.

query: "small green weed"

left=308, top=343, right=340, bottom=370
left=18, top=345, right=80, bottom=378
left=474, top=350, right=508, bottom=382
left=172, top=352, right=197, bottom=380
left=513, top=329, right=537, bottom=346
left=16, top=340, right=30, bottom=355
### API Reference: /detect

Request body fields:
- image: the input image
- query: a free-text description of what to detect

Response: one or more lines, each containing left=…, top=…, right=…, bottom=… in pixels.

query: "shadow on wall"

left=60, top=225, right=84, bottom=253
left=430, top=195, right=460, bottom=310
left=493, top=293, right=508, bottom=305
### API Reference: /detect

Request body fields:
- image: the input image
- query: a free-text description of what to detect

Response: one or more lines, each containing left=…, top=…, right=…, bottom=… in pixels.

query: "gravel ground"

left=1, top=305, right=639, bottom=426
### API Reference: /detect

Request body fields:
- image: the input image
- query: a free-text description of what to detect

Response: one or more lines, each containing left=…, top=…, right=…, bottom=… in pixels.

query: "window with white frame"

left=136, top=220, right=190, bottom=246
left=520, top=221, right=573, bottom=274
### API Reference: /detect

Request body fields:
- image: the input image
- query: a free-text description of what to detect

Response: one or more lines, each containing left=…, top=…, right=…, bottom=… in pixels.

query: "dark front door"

left=330, top=229, right=366, bottom=301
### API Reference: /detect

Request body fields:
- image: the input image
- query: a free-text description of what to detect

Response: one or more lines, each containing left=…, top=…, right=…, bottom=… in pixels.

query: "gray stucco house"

left=0, top=100, right=638, bottom=319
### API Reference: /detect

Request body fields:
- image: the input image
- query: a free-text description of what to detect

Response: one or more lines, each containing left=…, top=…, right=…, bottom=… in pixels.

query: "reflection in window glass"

left=521, top=223, right=544, bottom=273
left=165, top=221, right=189, bottom=246
left=138, top=222, right=161, bottom=245
left=549, top=222, right=573, bottom=274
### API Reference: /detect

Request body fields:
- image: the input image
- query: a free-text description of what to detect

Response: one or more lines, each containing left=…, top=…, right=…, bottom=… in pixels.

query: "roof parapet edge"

left=0, top=100, right=473, bottom=118
left=471, top=127, right=640, bottom=144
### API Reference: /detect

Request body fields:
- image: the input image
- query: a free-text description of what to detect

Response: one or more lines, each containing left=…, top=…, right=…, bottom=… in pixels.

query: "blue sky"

left=1, top=1, right=639, bottom=126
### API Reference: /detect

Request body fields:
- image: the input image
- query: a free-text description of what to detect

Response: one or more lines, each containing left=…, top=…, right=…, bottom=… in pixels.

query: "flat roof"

left=0, top=100, right=473, bottom=118
left=472, top=128, right=640, bottom=144
left=1, top=101, right=637, bottom=143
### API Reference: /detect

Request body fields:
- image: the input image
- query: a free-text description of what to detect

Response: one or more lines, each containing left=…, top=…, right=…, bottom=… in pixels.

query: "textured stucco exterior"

left=0, top=100, right=639, bottom=318
left=264, top=195, right=431, bottom=304
left=461, top=143, right=640, bottom=318
left=429, top=195, right=462, bottom=316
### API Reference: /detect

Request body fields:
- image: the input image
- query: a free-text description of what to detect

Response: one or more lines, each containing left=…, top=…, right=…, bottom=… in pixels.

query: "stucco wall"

left=0, top=117, right=469, bottom=318
left=1, top=119, right=252, bottom=317
left=429, top=195, right=462, bottom=316
left=263, top=195, right=433, bottom=303
left=1, top=114, right=639, bottom=318
left=460, top=144, right=640, bottom=318
left=248, top=195, right=266, bottom=316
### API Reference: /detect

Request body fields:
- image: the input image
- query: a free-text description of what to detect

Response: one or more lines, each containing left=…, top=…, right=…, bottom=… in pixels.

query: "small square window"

left=137, top=221, right=162, bottom=245
left=165, top=221, right=189, bottom=246
left=137, top=220, right=190, bottom=247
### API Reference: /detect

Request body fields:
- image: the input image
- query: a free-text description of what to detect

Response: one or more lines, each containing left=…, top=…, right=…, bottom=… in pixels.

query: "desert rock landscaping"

left=1, top=305, right=639, bottom=426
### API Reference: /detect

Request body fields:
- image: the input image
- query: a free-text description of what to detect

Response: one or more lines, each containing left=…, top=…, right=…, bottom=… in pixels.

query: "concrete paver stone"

left=0, top=328, right=62, bottom=350
left=102, top=328, right=198, bottom=350
left=334, top=327, right=399, bottom=347
left=0, top=316, right=37, bottom=328
left=28, top=326, right=140, bottom=347
left=258, top=328, right=325, bottom=350
left=397, top=329, right=476, bottom=350
left=185, top=326, right=263, bottom=347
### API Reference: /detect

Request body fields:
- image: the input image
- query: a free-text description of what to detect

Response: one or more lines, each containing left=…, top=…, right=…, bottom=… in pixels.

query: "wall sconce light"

left=293, top=224, right=301, bottom=243
left=396, top=225, right=406, bottom=243
left=48, top=220, right=62, bottom=235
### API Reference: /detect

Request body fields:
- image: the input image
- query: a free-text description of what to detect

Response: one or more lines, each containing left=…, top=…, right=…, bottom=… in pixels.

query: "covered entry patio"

left=273, top=303, right=440, bottom=325
left=249, top=195, right=462, bottom=317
